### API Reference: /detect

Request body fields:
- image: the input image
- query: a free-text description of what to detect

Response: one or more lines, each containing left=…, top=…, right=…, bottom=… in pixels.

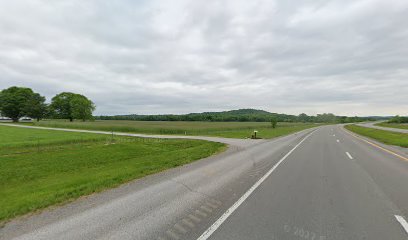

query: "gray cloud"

left=0, top=0, right=407, bottom=116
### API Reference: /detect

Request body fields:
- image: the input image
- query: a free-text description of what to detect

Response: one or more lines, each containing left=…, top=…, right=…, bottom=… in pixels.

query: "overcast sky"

left=0, top=0, right=407, bottom=116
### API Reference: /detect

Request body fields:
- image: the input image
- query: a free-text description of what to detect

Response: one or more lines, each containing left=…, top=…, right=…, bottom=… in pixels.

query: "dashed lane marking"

left=344, top=129, right=408, bottom=162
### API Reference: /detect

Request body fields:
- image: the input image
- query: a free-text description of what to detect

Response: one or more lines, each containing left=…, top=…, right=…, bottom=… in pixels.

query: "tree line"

left=96, top=109, right=375, bottom=123
left=0, top=86, right=95, bottom=122
left=387, top=115, right=408, bottom=123
left=1, top=87, right=386, bottom=124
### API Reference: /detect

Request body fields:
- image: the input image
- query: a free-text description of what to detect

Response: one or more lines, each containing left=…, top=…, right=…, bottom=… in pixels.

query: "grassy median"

left=27, top=120, right=320, bottom=139
left=376, top=122, right=408, bottom=130
left=0, top=125, right=225, bottom=223
left=345, top=125, right=408, bottom=148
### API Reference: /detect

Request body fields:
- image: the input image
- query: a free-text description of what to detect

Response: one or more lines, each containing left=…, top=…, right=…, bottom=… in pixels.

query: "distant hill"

left=96, top=108, right=376, bottom=123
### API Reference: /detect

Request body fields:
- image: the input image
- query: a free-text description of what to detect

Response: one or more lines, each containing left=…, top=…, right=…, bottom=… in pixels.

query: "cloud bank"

left=0, top=0, right=407, bottom=116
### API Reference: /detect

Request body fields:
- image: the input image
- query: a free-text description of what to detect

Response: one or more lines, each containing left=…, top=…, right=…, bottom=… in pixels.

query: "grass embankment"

left=345, top=125, right=408, bottom=148
left=0, top=125, right=225, bottom=223
left=376, top=122, right=408, bottom=130
left=28, top=120, right=320, bottom=139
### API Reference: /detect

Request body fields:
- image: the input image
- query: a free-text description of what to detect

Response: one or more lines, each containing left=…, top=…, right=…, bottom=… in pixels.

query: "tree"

left=298, top=113, right=309, bottom=123
left=271, top=117, right=277, bottom=128
left=389, top=115, right=401, bottom=123
left=50, top=92, right=95, bottom=121
left=315, top=113, right=337, bottom=123
left=50, top=92, right=75, bottom=121
left=0, top=86, right=35, bottom=122
left=23, top=93, right=48, bottom=121
left=71, top=95, right=95, bottom=121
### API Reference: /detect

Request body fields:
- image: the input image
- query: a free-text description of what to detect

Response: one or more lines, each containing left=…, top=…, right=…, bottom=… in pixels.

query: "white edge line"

left=346, top=152, right=353, bottom=160
left=395, top=215, right=408, bottom=235
left=196, top=131, right=315, bottom=240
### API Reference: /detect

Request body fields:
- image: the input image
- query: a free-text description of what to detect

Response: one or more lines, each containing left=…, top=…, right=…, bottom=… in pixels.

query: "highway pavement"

left=207, top=125, right=408, bottom=240
left=1, top=125, right=408, bottom=240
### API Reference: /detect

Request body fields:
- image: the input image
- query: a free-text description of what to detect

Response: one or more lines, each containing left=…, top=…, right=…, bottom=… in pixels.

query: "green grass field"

left=28, top=120, right=320, bottom=139
left=345, top=125, right=408, bottom=148
left=0, top=125, right=225, bottom=223
left=376, top=122, right=408, bottom=130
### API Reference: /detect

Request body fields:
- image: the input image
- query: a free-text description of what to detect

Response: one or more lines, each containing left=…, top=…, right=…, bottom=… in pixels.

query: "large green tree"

left=270, top=117, right=277, bottom=128
left=0, top=86, right=43, bottom=122
left=50, top=92, right=95, bottom=121
left=71, top=95, right=95, bottom=121
left=298, top=113, right=309, bottom=123
left=23, top=93, right=48, bottom=121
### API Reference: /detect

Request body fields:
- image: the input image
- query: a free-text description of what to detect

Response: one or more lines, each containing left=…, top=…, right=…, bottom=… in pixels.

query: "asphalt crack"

left=170, top=178, right=222, bottom=205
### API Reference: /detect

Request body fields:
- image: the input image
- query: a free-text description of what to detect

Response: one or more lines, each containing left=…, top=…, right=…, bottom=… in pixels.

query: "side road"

left=0, top=123, right=264, bottom=148
left=357, top=122, right=408, bottom=134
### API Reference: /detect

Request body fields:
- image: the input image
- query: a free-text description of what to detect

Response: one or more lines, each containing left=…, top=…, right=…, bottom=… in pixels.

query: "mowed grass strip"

left=345, top=125, right=408, bottom=148
left=0, top=125, right=107, bottom=155
left=376, top=122, right=408, bottom=130
left=28, top=120, right=320, bottom=139
left=0, top=125, right=225, bottom=223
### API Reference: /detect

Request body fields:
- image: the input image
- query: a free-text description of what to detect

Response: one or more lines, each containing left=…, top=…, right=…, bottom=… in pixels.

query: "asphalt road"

left=357, top=121, right=408, bottom=134
left=207, top=125, right=408, bottom=240
left=1, top=125, right=408, bottom=240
